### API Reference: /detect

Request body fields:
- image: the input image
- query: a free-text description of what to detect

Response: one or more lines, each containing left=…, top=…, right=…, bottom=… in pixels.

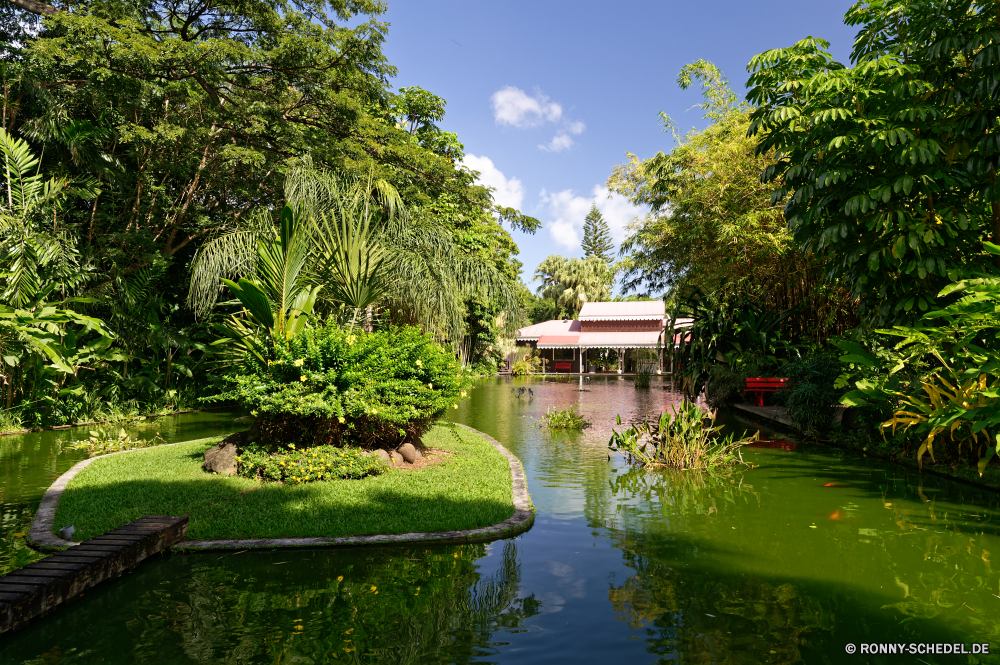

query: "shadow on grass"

left=57, top=474, right=516, bottom=542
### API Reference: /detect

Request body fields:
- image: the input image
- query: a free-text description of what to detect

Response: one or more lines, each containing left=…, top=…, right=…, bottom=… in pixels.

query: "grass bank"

left=54, top=424, right=514, bottom=542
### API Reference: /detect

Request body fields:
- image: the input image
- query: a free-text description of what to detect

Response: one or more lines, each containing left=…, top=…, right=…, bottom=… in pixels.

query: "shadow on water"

left=0, top=541, right=539, bottom=665
left=602, top=466, right=1000, bottom=664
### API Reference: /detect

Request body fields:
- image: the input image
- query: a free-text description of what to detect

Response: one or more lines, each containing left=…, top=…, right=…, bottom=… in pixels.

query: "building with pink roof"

left=513, top=301, right=692, bottom=374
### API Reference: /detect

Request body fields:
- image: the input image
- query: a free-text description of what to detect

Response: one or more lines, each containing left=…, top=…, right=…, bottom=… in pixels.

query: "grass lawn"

left=54, top=423, right=515, bottom=541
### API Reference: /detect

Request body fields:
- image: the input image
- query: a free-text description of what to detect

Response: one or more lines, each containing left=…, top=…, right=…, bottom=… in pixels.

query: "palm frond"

left=187, top=208, right=273, bottom=317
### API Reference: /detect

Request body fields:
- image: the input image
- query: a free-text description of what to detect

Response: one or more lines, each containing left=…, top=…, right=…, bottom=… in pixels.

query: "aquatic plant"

left=543, top=406, right=590, bottom=430
left=608, top=401, right=756, bottom=470
left=69, top=421, right=165, bottom=456
left=634, top=364, right=652, bottom=389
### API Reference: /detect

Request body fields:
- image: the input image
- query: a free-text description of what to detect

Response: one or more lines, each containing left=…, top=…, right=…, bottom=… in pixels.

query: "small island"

left=53, top=423, right=524, bottom=544
left=48, top=232, right=533, bottom=545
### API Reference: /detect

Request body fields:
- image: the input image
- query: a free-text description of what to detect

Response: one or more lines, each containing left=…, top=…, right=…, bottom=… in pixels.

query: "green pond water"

left=2, top=378, right=1000, bottom=664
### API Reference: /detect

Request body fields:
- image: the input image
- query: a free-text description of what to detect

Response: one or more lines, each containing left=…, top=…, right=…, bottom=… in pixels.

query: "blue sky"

left=379, top=1, right=859, bottom=292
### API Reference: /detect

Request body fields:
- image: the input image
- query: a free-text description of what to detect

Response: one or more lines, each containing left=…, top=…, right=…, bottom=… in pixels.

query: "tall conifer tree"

left=581, top=204, right=614, bottom=264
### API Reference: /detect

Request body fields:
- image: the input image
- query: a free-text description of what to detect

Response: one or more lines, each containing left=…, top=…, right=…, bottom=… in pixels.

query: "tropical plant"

left=776, top=354, right=845, bottom=434
left=191, top=166, right=521, bottom=351
left=746, top=1, right=1000, bottom=324
left=838, top=242, right=1000, bottom=471
left=542, top=406, right=590, bottom=430
left=510, top=350, right=544, bottom=377
left=669, top=291, right=798, bottom=400
left=0, top=127, right=97, bottom=307
left=883, top=366, right=1000, bottom=473
left=608, top=401, right=757, bottom=470
left=216, top=322, right=466, bottom=449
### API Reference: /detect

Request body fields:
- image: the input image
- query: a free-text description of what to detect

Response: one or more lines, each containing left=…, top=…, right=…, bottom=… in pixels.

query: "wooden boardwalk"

left=0, top=516, right=188, bottom=633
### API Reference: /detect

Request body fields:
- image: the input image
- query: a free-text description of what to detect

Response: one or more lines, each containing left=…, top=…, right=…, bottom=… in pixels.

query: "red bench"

left=745, top=378, right=789, bottom=406
left=554, top=362, right=573, bottom=372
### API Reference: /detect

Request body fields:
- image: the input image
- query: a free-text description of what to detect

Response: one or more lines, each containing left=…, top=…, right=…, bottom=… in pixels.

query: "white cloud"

left=462, top=154, right=524, bottom=209
left=564, top=120, right=585, bottom=135
left=491, top=86, right=562, bottom=128
left=539, top=132, right=575, bottom=152
left=539, top=185, right=645, bottom=251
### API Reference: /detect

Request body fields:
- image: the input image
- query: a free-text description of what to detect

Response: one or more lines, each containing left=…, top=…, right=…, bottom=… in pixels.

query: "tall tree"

left=608, top=60, right=856, bottom=337
left=534, top=255, right=612, bottom=318
left=581, top=203, right=614, bottom=264
left=746, top=0, right=1000, bottom=324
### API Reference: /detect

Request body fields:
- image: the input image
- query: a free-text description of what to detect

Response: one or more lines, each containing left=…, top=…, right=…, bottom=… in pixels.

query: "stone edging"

left=30, top=425, right=534, bottom=552
left=28, top=437, right=224, bottom=551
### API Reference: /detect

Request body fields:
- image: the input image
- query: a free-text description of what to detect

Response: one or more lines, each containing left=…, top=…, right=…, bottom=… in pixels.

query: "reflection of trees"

left=604, top=468, right=837, bottom=664
left=135, top=541, right=536, bottom=664
left=600, top=464, right=1000, bottom=663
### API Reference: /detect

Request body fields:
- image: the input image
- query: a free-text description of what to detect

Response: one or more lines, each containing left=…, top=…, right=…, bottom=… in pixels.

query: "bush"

left=777, top=354, right=845, bottom=434
left=217, top=322, right=466, bottom=448
left=237, top=443, right=388, bottom=483
left=510, top=349, right=544, bottom=377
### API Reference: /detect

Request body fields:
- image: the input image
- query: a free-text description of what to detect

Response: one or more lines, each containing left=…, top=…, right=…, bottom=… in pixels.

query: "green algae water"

left=2, top=380, right=1000, bottom=664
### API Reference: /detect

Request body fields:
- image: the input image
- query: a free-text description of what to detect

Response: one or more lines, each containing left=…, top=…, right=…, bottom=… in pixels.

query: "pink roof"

left=536, top=334, right=581, bottom=348
left=578, top=301, right=665, bottom=321
left=534, top=329, right=665, bottom=349
left=516, top=319, right=580, bottom=339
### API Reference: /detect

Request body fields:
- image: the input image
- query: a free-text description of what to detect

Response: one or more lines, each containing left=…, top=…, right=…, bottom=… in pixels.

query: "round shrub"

left=220, top=322, right=466, bottom=448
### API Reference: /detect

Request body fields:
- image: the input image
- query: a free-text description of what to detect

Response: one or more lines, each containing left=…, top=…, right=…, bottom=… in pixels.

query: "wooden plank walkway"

left=0, top=516, right=188, bottom=633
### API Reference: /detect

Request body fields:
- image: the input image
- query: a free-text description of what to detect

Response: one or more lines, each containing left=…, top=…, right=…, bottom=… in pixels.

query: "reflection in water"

left=604, top=461, right=1000, bottom=663
left=3, top=542, right=537, bottom=665
left=9, top=380, right=1000, bottom=663
left=606, top=468, right=836, bottom=663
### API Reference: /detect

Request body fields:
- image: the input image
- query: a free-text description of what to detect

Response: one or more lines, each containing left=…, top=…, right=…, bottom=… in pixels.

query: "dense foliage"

left=532, top=255, right=612, bottom=319
left=219, top=322, right=465, bottom=448
left=740, top=0, right=1000, bottom=476
left=747, top=1, right=1000, bottom=324
left=0, top=0, right=533, bottom=427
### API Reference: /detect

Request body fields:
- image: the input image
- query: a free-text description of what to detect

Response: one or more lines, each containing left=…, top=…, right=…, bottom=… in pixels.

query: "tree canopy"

left=746, top=0, right=1000, bottom=323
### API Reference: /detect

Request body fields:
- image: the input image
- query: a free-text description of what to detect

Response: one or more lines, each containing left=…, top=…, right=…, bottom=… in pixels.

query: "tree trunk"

left=2, top=0, right=59, bottom=16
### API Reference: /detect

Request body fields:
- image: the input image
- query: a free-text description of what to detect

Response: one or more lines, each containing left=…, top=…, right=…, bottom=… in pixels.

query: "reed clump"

left=543, top=406, right=591, bottom=430
left=609, top=401, right=756, bottom=470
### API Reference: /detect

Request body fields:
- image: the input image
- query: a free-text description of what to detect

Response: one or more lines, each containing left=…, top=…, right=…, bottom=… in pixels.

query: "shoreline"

left=0, top=405, right=239, bottom=438
left=730, top=403, right=1000, bottom=494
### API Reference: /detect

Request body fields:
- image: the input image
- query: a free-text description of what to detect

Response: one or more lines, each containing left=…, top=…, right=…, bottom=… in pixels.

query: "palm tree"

left=534, top=255, right=613, bottom=316
left=188, top=163, right=521, bottom=350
